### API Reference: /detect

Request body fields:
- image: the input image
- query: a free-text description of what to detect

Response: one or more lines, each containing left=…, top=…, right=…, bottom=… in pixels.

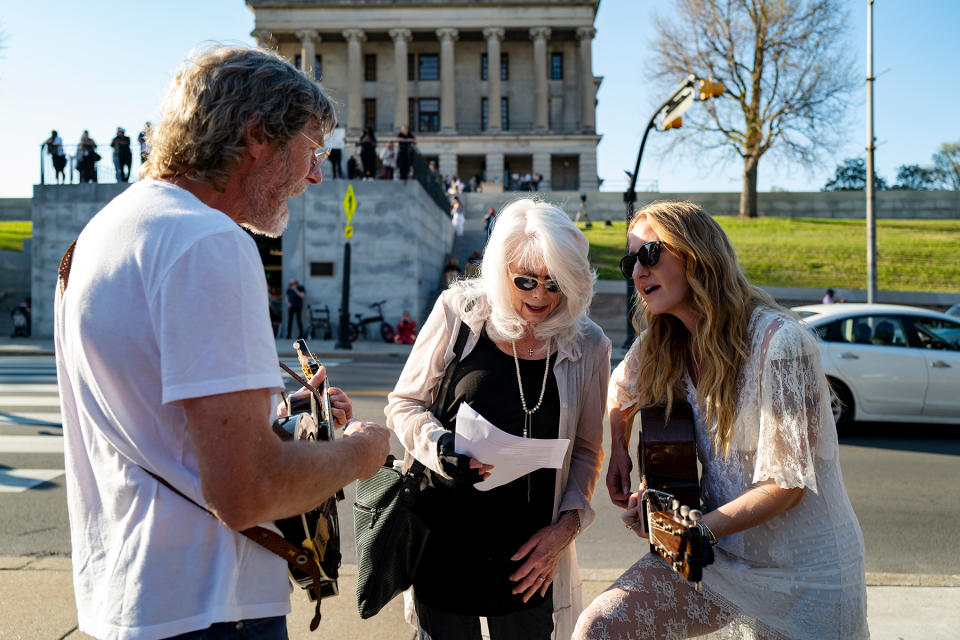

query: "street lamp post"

left=622, top=75, right=724, bottom=348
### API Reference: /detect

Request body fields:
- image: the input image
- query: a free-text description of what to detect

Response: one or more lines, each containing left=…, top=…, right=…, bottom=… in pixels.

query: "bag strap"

left=57, top=240, right=328, bottom=630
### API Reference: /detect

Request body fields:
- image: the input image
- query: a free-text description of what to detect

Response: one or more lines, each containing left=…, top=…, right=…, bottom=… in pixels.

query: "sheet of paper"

left=453, top=403, right=570, bottom=491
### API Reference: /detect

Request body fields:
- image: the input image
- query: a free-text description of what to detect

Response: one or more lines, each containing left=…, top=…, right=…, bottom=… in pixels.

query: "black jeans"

left=287, top=307, right=304, bottom=339
left=414, top=595, right=553, bottom=640
left=164, top=615, right=288, bottom=639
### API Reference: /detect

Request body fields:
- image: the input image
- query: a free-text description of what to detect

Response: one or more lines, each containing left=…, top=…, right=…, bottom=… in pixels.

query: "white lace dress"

left=592, top=307, right=869, bottom=640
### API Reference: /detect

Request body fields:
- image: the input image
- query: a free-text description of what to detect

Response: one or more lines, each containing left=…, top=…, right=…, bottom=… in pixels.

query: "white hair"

left=451, top=198, right=595, bottom=343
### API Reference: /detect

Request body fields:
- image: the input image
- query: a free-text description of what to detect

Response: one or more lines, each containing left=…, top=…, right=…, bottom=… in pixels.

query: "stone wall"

left=0, top=198, right=32, bottom=221
left=282, top=179, right=453, bottom=332
left=30, top=180, right=452, bottom=338
left=461, top=189, right=960, bottom=221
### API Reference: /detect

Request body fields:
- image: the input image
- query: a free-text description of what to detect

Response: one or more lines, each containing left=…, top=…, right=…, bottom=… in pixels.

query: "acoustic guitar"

left=637, top=404, right=714, bottom=585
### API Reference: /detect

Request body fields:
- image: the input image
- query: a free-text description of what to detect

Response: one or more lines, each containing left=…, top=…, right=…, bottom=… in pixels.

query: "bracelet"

left=697, top=521, right=719, bottom=546
left=563, top=509, right=581, bottom=537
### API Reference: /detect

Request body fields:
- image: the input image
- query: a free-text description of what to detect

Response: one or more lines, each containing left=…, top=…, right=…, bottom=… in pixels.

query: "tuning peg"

left=680, top=505, right=690, bottom=518
left=671, top=499, right=680, bottom=513
left=689, top=509, right=702, bottom=522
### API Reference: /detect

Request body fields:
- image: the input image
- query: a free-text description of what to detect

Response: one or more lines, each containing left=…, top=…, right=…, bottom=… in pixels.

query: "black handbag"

left=353, top=321, right=470, bottom=618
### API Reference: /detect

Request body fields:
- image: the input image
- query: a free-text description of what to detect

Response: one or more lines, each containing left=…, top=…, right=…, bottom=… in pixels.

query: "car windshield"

left=794, top=310, right=818, bottom=319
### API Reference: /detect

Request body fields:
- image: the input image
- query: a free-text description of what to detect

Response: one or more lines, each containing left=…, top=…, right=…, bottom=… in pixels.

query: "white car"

left=792, top=303, right=960, bottom=429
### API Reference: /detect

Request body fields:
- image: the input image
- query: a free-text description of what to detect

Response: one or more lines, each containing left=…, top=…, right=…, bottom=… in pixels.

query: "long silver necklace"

left=511, top=338, right=552, bottom=438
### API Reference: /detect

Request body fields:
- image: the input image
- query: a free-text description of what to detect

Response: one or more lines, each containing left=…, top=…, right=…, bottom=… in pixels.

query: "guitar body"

left=637, top=403, right=714, bottom=585
left=638, top=403, right=699, bottom=509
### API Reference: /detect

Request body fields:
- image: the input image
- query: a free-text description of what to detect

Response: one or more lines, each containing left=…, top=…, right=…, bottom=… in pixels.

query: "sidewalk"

left=1, top=556, right=958, bottom=639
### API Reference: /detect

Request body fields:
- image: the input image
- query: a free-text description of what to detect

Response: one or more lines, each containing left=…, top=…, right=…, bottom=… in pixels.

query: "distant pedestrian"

left=379, top=141, right=396, bottom=180
left=77, top=130, right=100, bottom=183
left=442, top=256, right=461, bottom=289
left=574, top=193, right=592, bottom=229
left=396, top=124, right=416, bottom=180
left=137, top=122, right=152, bottom=164
left=450, top=196, right=464, bottom=237
left=359, top=127, right=377, bottom=179
left=328, top=127, right=345, bottom=179
left=286, top=278, right=306, bottom=339
left=823, top=288, right=836, bottom=304
left=111, top=127, right=133, bottom=182
left=483, top=206, right=496, bottom=241
left=44, top=130, right=67, bottom=184
left=393, top=310, right=418, bottom=344
left=464, top=249, right=483, bottom=278
left=347, top=153, right=360, bottom=179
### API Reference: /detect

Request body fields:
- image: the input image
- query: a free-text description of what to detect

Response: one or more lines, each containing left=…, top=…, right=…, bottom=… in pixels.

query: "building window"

left=418, top=98, right=440, bottom=132
left=481, top=98, right=488, bottom=131
left=363, top=99, right=377, bottom=131
left=293, top=54, right=322, bottom=82
left=418, top=54, right=439, bottom=81
left=482, top=53, right=508, bottom=81
left=364, top=54, right=377, bottom=82
left=501, top=97, right=509, bottom=131
left=550, top=52, right=563, bottom=80
left=408, top=53, right=415, bottom=81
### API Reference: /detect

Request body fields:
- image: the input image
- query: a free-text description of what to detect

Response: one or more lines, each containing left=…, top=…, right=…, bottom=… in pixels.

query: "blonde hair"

left=627, top=201, right=778, bottom=458
left=453, top=198, right=595, bottom=343
left=142, top=45, right=335, bottom=189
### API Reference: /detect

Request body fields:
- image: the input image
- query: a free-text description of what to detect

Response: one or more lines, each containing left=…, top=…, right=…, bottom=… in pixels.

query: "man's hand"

left=276, top=366, right=354, bottom=427
left=343, top=420, right=391, bottom=480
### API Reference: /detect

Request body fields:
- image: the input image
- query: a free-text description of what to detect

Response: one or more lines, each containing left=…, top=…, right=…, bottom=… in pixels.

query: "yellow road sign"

left=343, top=185, right=357, bottom=223
left=344, top=224, right=354, bottom=239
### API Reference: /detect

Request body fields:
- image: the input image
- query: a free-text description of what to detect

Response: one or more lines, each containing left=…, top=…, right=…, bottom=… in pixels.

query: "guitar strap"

left=58, top=239, right=328, bottom=631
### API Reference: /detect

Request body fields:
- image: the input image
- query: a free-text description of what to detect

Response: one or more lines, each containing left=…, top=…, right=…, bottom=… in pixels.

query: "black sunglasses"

left=619, top=241, right=663, bottom=278
left=510, top=273, right=562, bottom=294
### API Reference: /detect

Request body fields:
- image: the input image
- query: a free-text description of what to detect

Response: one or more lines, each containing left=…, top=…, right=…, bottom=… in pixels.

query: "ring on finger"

left=536, top=576, right=545, bottom=583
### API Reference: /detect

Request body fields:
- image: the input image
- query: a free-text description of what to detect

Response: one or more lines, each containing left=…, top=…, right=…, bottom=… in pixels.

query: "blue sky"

left=1, top=0, right=957, bottom=198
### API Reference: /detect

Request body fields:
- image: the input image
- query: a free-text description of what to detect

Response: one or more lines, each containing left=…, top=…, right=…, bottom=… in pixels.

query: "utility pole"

left=865, top=0, right=878, bottom=303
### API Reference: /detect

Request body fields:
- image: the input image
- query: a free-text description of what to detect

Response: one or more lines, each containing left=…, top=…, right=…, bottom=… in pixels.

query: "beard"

left=240, top=151, right=308, bottom=238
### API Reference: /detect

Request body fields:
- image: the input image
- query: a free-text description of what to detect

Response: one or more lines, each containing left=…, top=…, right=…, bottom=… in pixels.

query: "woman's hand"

left=508, top=512, right=578, bottom=602
left=621, top=488, right=648, bottom=539
left=275, top=366, right=354, bottom=427
left=606, top=442, right=633, bottom=508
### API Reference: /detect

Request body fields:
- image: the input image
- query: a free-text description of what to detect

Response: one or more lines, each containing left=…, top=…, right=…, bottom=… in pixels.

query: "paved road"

left=1, top=356, right=958, bottom=575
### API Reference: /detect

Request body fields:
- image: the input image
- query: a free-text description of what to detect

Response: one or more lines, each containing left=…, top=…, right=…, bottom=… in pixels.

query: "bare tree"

left=649, top=0, right=858, bottom=217
left=932, top=141, right=960, bottom=190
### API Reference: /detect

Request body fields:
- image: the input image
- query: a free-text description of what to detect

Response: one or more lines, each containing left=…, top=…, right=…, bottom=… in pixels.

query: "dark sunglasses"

left=619, top=241, right=663, bottom=278
left=510, top=273, right=562, bottom=294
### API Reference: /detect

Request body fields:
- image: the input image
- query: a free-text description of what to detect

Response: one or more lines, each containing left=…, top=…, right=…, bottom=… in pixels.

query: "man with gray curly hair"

left=55, top=46, right=390, bottom=639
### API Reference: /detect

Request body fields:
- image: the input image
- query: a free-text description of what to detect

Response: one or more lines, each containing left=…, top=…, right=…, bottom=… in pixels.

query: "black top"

left=397, top=130, right=416, bottom=153
left=413, top=328, right=560, bottom=615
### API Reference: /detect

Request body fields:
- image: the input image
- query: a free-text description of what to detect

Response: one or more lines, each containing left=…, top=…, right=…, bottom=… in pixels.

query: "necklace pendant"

left=527, top=347, right=534, bottom=357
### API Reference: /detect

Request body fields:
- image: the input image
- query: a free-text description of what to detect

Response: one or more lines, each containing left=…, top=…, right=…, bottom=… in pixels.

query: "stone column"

left=437, top=28, right=459, bottom=133
left=439, top=151, right=458, bottom=182
left=390, top=29, right=412, bottom=130
left=251, top=29, right=276, bottom=50
left=483, top=28, right=504, bottom=133
left=577, top=27, right=596, bottom=132
left=529, top=28, right=551, bottom=132
left=579, top=149, right=598, bottom=191
left=485, top=151, right=504, bottom=186
left=296, top=29, right=319, bottom=78
left=343, top=29, right=366, bottom=135
left=533, top=152, right=552, bottom=192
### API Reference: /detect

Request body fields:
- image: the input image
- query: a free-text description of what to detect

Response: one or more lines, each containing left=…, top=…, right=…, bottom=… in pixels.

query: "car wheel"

left=828, top=378, right=854, bottom=432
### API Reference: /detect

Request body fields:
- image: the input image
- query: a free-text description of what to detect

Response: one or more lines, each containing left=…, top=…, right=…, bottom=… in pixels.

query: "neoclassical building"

left=246, top=0, right=601, bottom=190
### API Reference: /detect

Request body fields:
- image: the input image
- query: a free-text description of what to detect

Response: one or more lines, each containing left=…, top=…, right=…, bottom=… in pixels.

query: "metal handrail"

left=38, top=141, right=145, bottom=186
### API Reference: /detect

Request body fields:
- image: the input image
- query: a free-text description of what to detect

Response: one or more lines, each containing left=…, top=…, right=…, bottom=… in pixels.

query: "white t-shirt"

left=54, top=180, right=287, bottom=640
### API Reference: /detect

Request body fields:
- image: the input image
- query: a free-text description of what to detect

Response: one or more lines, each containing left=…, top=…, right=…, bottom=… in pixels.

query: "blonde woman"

left=386, top=199, right=611, bottom=639
left=574, top=201, right=868, bottom=640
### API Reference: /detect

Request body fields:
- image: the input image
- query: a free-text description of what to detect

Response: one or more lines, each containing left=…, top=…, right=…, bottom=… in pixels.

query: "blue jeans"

left=163, top=615, right=288, bottom=639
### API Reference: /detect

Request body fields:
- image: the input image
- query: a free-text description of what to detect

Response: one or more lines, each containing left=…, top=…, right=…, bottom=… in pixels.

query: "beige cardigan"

left=385, top=289, right=611, bottom=638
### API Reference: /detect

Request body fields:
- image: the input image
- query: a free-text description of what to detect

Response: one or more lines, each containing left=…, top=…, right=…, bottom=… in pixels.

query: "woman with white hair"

left=386, top=199, right=611, bottom=640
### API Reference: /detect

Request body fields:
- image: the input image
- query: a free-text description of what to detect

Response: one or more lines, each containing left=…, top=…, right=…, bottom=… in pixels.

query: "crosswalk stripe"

left=0, top=384, right=60, bottom=393
left=0, top=395, right=62, bottom=407
left=0, top=435, right=65, bottom=453
left=0, top=468, right=64, bottom=493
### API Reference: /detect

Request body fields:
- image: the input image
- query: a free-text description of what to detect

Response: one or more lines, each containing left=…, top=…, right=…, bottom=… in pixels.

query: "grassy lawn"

left=579, top=217, right=960, bottom=293
left=0, top=221, right=31, bottom=252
